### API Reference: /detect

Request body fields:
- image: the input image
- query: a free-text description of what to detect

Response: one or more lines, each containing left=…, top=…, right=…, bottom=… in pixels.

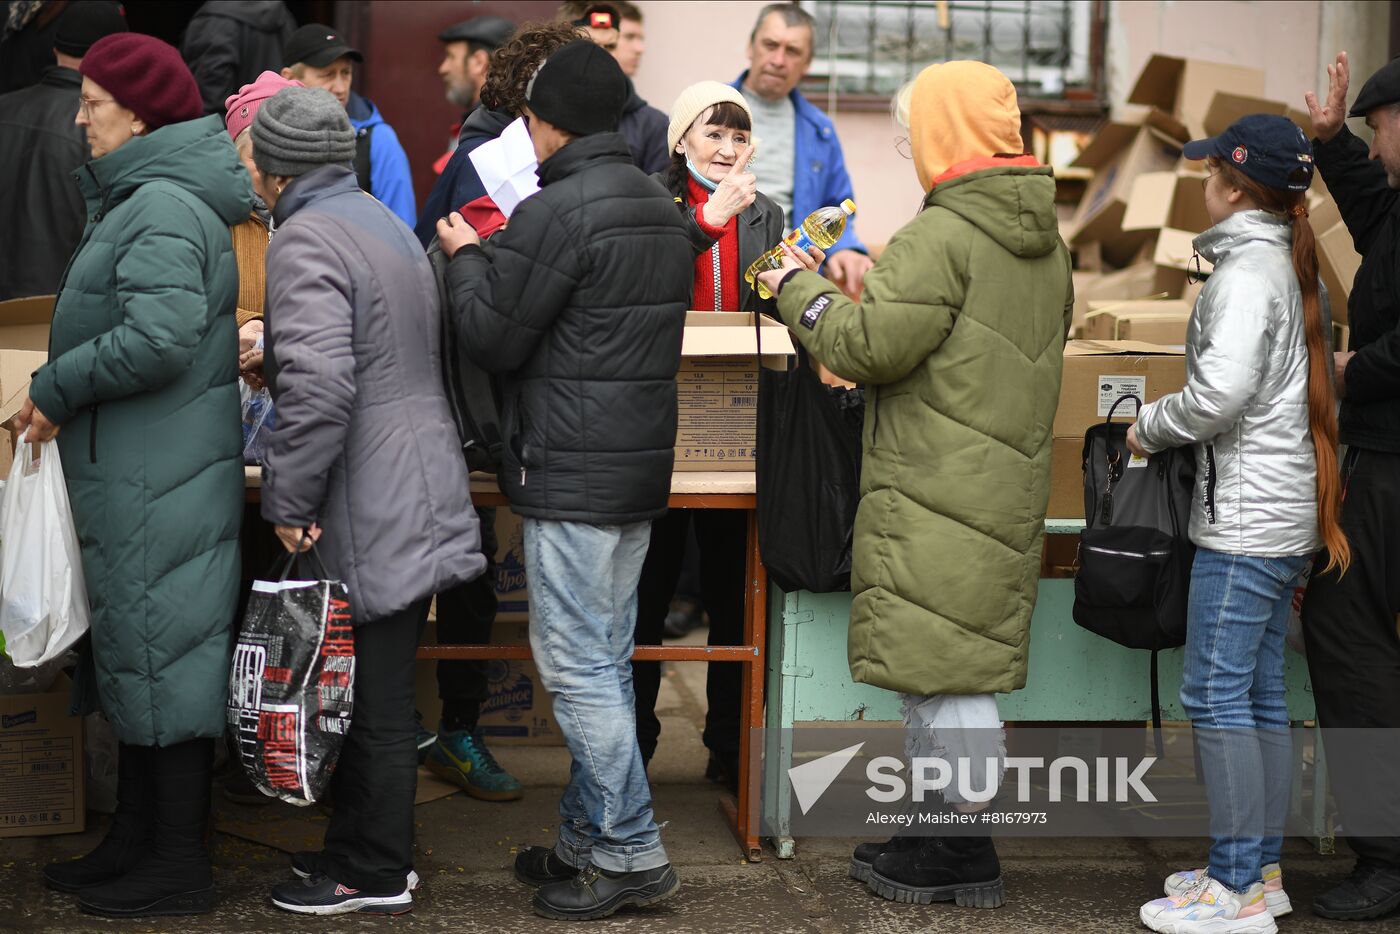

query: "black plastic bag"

left=756, top=340, right=864, bottom=594
left=226, top=544, right=354, bottom=806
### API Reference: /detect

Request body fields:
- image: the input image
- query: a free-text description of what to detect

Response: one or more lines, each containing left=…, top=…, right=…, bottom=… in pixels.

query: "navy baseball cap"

left=1182, top=114, right=1314, bottom=193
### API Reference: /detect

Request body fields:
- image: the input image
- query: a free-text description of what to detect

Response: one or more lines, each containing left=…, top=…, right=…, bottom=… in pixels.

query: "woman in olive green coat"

left=756, top=61, right=1073, bottom=909
left=16, top=35, right=248, bottom=918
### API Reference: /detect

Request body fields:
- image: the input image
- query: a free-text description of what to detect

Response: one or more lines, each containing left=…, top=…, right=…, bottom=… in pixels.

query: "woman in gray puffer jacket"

left=1129, top=115, right=1348, bottom=933
left=251, top=86, right=485, bottom=917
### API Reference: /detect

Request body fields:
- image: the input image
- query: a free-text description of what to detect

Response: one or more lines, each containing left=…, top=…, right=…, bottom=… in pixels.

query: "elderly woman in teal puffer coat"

left=14, top=35, right=248, bottom=919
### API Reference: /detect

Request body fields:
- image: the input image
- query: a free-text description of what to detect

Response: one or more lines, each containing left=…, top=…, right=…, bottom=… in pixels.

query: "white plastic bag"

left=0, top=433, right=90, bottom=667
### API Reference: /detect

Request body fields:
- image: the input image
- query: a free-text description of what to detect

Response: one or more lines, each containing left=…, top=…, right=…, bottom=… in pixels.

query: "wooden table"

left=244, top=467, right=769, bottom=860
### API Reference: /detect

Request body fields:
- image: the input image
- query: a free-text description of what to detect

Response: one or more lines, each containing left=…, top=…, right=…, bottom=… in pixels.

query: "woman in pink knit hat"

left=222, top=70, right=303, bottom=392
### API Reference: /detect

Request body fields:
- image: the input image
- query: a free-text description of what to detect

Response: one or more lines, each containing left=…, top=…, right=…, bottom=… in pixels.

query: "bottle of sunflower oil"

left=744, top=199, right=856, bottom=299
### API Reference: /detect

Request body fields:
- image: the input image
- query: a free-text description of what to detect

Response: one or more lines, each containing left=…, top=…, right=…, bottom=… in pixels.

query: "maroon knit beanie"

left=79, top=33, right=202, bottom=131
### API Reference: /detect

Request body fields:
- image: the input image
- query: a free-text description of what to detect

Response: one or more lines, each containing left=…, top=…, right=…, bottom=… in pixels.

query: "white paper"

left=469, top=117, right=540, bottom=218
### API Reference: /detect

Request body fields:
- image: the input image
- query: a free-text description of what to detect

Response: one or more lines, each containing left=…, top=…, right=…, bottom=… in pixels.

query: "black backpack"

left=427, top=238, right=504, bottom=473
left=1072, top=394, right=1196, bottom=741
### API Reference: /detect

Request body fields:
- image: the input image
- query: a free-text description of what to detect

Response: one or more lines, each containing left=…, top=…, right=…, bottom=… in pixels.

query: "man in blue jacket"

left=280, top=24, right=417, bottom=227
left=733, top=2, right=872, bottom=295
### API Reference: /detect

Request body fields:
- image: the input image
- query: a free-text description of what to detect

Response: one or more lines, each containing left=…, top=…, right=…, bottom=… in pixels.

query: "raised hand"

left=1305, top=51, right=1350, bottom=143
left=702, top=143, right=758, bottom=229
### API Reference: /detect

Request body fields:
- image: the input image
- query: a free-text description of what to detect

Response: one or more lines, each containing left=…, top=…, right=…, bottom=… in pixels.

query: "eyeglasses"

left=78, top=97, right=116, bottom=117
left=895, top=136, right=911, bottom=159
left=1187, top=251, right=1208, bottom=285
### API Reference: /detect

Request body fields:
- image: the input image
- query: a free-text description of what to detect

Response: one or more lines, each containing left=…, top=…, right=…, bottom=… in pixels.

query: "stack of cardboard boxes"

left=1048, top=54, right=1368, bottom=518
left=1061, top=54, right=1360, bottom=353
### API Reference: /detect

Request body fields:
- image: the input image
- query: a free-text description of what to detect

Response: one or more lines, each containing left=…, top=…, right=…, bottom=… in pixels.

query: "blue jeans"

left=523, top=518, right=668, bottom=873
left=1182, top=547, right=1312, bottom=892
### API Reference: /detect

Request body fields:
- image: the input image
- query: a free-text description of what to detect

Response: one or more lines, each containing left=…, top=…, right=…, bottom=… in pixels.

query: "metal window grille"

left=803, top=0, right=1098, bottom=101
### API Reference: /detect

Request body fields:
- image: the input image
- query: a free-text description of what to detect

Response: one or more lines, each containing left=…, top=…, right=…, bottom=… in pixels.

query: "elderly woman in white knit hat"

left=632, top=80, right=799, bottom=788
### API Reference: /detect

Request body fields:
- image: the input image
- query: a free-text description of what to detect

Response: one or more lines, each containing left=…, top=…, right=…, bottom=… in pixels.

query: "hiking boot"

left=426, top=724, right=523, bottom=801
left=1166, top=863, right=1291, bottom=917
left=291, top=851, right=419, bottom=891
left=1141, top=875, right=1277, bottom=933
left=271, top=874, right=413, bottom=916
left=78, top=739, right=215, bottom=918
left=44, top=743, right=153, bottom=893
left=1313, top=860, right=1400, bottom=921
left=532, top=863, right=680, bottom=921
left=514, top=846, right=578, bottom=887
left=867, top=834, right=1004, bottom=908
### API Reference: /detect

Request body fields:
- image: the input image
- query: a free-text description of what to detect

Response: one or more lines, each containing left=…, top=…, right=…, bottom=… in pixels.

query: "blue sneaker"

left=425, top=725, right=523, bottom=802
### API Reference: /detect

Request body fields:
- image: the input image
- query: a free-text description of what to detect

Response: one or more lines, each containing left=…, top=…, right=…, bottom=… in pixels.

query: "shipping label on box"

left=1054, top=340, right=1187, bottom=439
left=676, top=356, right=759, bottom=470
left=0, top=675, right=85, bottom=838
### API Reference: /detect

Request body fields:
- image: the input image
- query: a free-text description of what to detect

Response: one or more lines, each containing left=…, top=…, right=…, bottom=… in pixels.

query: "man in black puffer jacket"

left=438, top=40, right=692, bottom=923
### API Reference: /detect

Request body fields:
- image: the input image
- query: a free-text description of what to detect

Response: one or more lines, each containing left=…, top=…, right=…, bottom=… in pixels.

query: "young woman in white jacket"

left=1127, top=114, right=1350, bottom=934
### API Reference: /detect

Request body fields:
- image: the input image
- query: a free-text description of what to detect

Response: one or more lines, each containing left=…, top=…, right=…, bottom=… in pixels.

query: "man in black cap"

left=436, top=39, right=693, bottom=922
left=281, top=23, right=416, bottom=227
left=558, top=2, right=667, bottom=173
left=0, top=0, right=127, bottom=300
left=1301, top=49, right=1400, bottom=922
left=181, top=0, right=296, bottom=116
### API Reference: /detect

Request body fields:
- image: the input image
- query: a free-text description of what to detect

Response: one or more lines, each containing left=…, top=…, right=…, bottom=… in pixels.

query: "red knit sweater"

left=687, top=177, right=740, bottom=312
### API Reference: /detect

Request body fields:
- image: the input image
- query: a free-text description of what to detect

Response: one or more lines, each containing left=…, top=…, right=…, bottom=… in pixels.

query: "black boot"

left=867, top=833, right=1004, bottom=908
left=44, top=743, right=154, bottom=893
left=850, top=835, right=921, bottom=884
left=1313, top=860, right=1400, bottom=920
left=78, top=738, right=215, bottom=918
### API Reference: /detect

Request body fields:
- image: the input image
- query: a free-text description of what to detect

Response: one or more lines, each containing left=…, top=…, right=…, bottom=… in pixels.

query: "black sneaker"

left=290, top=852, right=419, bottom=891
left=515, top=846, right=577, bottom=887
left=532, top=863, right=680, bottom=920
left=270, top=874, right=412, bottom=916
left=1314, top=861, right=1400, bottom=920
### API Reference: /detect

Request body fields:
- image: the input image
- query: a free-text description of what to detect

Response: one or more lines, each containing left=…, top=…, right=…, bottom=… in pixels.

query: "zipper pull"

left=520, top=466, right=527, bottom=486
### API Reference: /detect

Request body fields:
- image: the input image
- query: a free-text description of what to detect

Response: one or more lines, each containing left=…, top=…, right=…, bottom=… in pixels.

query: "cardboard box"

left=675, top=312, right=793, bottom=471
left=1084, top=300, right=1192, bottom=345
left=1053, top=340, right=1187, bottom=440
left=492, top=507, right=527, bottom=621
left=1066, top=123, right=1184, bottom=265
left=1047, top=341, right=1188, bottom=519
left=1149, top=227, right=1214, bottom=297
left=1122, top=168, right=1211, bottom=235
left=0, top=295, right=55, bottom=353
left=1335, top=323, right=1350, bottom=353
left=0, top=296, right=54, bottom=477
left=1128, top=55, right=1266, bottom=137
left=1317, top=222, right=1360, bottom=323
left=475, top=618, right=564, bottom=746
left=1071, top=262, right=1160, bottom=332
left=1198, top=90, right=1315, bottom=140
left=0, top=673, right=85, bottom=838
left=1047, top=436, right=1086, bottom=520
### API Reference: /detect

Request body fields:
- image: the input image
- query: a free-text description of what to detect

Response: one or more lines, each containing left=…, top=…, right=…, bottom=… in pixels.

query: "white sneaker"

left=1165, top=864, right=1292, bottom=917
left=1140, top=875, right=1278, bottom=934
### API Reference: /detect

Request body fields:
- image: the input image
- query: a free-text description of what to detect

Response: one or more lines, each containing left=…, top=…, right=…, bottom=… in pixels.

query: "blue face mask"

left=686, top=154, right=719, bottom=192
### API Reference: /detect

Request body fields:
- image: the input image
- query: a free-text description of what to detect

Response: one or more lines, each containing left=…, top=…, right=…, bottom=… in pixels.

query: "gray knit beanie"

left=251, top=86, right=356, bottom=177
